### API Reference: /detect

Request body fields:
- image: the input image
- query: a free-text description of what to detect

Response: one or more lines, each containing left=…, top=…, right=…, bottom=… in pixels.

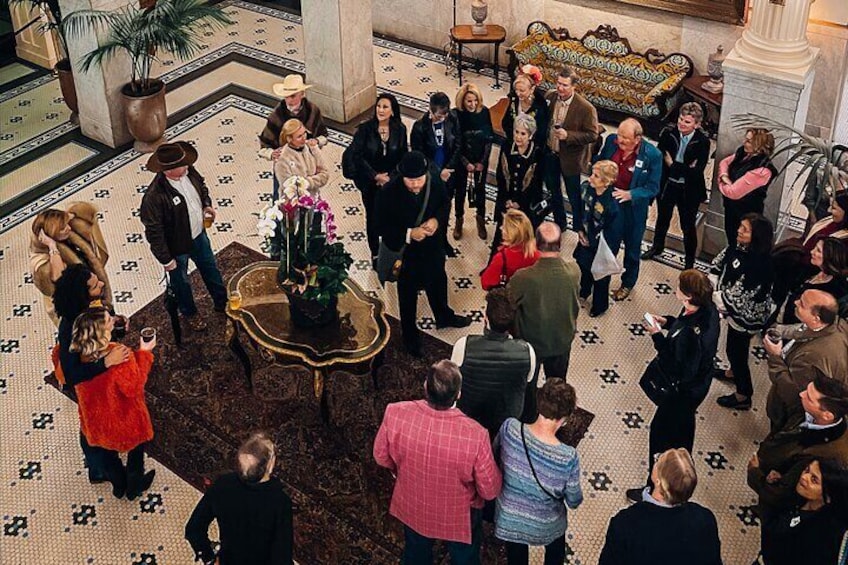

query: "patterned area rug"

left=47, top=242, right=594, bottom=563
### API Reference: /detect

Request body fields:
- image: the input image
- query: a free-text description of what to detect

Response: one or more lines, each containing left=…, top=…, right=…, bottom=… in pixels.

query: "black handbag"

left=341, top=144, right=358, bottom=181
left=639, top=358, right=679, bottom=407
left=377, top=176, right=431, bottom=285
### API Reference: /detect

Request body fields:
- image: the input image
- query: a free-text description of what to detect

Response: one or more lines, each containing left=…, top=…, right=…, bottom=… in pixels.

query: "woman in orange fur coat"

left=69, top=308, right=156, bottom=500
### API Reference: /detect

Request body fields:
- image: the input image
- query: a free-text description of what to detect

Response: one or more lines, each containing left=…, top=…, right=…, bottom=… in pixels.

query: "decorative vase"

left=286, top=292, right=339, bottom=328
left=121, top=79, right=167, bottom=153
left=55, top=59, right=79, bottom=125
left=471, top=0, right=488, bottom=36
left=702, top=45, right=726, bottom=94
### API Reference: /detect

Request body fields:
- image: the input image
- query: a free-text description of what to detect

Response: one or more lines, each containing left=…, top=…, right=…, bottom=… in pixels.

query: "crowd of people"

left=26, top=64, right=848, bottom=564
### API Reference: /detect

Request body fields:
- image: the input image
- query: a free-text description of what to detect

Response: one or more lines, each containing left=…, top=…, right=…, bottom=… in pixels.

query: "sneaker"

left=436, top=315, right=472, bottom=329
left=185, top=315, right=208, bottom=332
left=626, top=487, right=645, bottom=504
left=717, top=393, right=752, bottom=410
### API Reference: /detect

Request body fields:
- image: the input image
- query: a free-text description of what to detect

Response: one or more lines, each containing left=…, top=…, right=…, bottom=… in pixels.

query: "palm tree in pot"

left=63, top=0, right=233, bottom=152
left=8, top=0, right=79, bottom=122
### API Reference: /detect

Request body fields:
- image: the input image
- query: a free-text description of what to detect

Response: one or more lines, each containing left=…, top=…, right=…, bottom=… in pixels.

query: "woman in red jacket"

left=69, top=308, right=156, bottom=500
left=481, top=209, right=540, bottom=289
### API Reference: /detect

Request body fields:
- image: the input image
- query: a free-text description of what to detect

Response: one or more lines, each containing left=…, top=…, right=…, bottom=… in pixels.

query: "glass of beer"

left=765, top=328, right=781, bottom=344
left=112, top=315, right=127, bottom=340
left=229, top=290, right=242, bottom=310
left=140, top=327, right=156, bottom=343
left=203, top=211, right=214, bottom=229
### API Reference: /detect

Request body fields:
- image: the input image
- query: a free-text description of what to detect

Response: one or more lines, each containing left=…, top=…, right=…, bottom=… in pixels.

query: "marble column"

left=701, top=0, right=820, bottom=255
left=60, top=0, right=132, bottom=148
left=734, top=0, right=816, bottom=69
left=301, top=0, right=376, bottom=123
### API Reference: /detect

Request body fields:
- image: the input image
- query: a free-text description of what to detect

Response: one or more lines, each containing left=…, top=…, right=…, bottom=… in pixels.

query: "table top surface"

left=682, top=75, right=723, bottom=106
left=226, top=261, right=390, bottom=366
left=450, top=24, right=506, bottom=42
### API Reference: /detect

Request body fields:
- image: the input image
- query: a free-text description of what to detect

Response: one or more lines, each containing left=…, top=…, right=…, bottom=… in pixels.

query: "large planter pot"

left=286, top=292, right=339, bottom=329
left=121, top=79, right=167, bottom=153
left=55, top=59, right=79, bottom=125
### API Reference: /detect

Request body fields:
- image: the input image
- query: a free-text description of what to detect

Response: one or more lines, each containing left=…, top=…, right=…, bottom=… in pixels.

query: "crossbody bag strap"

left=520, top=424, right=563, bottom=502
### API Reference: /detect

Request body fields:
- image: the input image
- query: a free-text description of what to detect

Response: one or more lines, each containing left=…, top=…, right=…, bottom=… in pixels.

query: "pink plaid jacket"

left=373, top=400, right=502, bottom=543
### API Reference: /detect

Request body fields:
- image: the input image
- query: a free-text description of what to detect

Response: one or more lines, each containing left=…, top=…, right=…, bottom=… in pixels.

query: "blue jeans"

left=619, top=200, right=649, bottom=289
left=170, top=231, right=227, bottom=316
left=543, top=151, right=582, bottom=231
left=402, top=508, right=483, bottom=565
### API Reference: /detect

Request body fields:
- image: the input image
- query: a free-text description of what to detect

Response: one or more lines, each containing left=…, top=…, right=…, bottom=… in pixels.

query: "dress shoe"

left=126, top=470, right=156, bottom=501
left=626, top=487, right=645, bottom=504
left=589, top=307, right=608, bottom=318
left=641, top=247, right=662, bottom=260
left=711, top=368, right=735, bottom=382
left=436, top=315, right=472, bottom=329
left=476, top=216, right=487, bottom=240
left=453, top=216, right=464, bottom=240
left=717, top=393, right=751, bottom=410
left=185, top=315, right=207, bottom=332
left=611, top=287, right=632, bottom=301
left=446, top=244, right=458, bottom=258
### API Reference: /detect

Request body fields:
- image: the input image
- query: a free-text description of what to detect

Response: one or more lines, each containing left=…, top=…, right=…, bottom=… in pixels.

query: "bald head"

left=236, top=432, right=275, bottom=484
left=797, top=289, right=838, bottom=327
left=617, top=118, right=643, bottom=154
left=536, top=222, right=562, bottom=254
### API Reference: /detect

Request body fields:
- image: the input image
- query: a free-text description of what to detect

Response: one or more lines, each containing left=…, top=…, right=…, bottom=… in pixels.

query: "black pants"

left=543, top=150, right=582, bottom=231
left=574, top=243, right=611, bottom=314
left=648, top=398, right=697, bottom=484
left=505, top=535, right=566, bottom=565
left=455, top=168, right=487, bottom=220
left=726, top=326, right=754, bottom=397
left=359, top=183, right=380, bottom=257
left=397, top=267, right=454, bottom=349
left=92, top=442, right=146, bottom=493
left=653, top=180, right=700, bottom=268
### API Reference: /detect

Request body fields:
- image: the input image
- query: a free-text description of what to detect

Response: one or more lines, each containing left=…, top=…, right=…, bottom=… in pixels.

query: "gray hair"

left=513, top=113, right=537, bottom=138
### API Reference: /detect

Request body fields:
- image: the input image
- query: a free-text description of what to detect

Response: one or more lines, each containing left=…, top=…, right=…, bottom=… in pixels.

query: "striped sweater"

left=494, top=418, right=583, bottom=545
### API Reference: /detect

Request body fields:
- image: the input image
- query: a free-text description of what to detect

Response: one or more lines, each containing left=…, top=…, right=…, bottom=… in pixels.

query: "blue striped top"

left=493, top=418, right=583, bottom=545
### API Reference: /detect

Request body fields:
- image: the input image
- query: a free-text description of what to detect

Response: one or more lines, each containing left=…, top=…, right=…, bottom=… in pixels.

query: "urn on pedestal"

left=471, top=0, right=488, bottom=35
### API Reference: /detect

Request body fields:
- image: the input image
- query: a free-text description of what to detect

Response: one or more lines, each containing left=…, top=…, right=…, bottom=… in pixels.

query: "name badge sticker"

left=635, top=159, right=644, bottom=168
left=172, top=196, right=182, bottom=205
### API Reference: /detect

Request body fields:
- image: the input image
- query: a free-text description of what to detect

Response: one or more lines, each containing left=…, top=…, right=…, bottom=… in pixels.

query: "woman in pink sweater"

left=717, top=128, right=776, bottom=244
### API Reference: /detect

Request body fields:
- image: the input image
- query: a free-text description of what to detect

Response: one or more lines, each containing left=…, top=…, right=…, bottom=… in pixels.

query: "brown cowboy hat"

left=146, top=141, right=198, bottom=172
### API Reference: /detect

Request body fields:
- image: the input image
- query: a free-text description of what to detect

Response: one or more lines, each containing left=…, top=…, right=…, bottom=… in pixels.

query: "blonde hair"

left=69, top=308, right=111, bottom=359
left=279, top=118, right=305, bottom=146
left=593, top=160, right=619, bottom=187
left=501, top=209, right=537, bottom=258
left=455, top=83, right=484, bottom=112
left=32, top=209, right=70, bottom=240
left=655, top=448, right=698, bottom=505
left=513, top=73, right=535, bottom=91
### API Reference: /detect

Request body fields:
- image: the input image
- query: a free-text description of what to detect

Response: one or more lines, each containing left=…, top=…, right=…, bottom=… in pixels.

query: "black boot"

left=108, top=464, right=127, bottom=499
left=126, top=470, right=156, bottom=501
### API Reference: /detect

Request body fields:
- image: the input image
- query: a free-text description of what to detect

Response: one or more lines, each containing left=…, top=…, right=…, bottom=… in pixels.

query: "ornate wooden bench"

left=508, top=22, right=693, bottom=132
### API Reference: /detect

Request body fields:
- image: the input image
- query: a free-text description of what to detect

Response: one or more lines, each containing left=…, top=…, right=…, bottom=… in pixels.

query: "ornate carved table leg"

left=226, top=318, right=253, bottom=390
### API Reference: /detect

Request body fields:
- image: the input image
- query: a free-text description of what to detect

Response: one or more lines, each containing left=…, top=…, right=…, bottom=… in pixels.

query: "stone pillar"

left=60, top=0, right=132, bottom=148
left=301, top=0, right=376, bottom=123
left=702, top=0, right=820, bottom=255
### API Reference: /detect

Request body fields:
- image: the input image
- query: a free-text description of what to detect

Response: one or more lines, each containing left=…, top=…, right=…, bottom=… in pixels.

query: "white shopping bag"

left=590, top=233, right=623, bottom=281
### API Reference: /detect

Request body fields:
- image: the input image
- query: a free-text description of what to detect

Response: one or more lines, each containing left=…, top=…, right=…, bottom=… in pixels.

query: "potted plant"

left=62, top=0, right=233, bottom=151
left=732, top=113, right=848, bottom=232
left=9, top=0, right=79, bottom=122
left=257, top=176, right=353, bottom=328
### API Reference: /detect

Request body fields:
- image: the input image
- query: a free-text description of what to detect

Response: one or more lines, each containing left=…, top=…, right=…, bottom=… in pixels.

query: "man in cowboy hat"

left=378, top=151, right=471, bottom=357
left=258, top=74, right=329, bottom=162
left=140, top=141, right=227, bottom=332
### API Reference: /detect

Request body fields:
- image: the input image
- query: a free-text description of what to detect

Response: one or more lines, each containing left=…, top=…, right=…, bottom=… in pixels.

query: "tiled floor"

left=0, top=2, right=771, bottom=563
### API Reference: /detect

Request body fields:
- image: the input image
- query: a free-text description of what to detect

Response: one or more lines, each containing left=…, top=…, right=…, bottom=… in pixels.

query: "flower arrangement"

left=257, top=176, right=352, bottom=306
left=520, top=64, right=543, bottom=86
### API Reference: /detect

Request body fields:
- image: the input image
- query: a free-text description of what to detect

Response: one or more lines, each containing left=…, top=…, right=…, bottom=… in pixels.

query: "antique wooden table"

left=225, top=261, right=390, bottom=420
left=450, top=24, right=507, bottom=88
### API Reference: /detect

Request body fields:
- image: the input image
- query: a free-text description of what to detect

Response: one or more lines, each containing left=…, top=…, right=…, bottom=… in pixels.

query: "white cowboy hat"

left=272, top=75, right=312, bottom=97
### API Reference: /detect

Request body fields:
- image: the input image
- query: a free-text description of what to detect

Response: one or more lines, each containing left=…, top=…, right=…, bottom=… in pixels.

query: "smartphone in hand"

left=644, top=313, right=659, bottom=329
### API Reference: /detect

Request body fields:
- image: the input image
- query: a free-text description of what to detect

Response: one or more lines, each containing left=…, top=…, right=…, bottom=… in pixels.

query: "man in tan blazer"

left=543, top=66, right=599, bottom=232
